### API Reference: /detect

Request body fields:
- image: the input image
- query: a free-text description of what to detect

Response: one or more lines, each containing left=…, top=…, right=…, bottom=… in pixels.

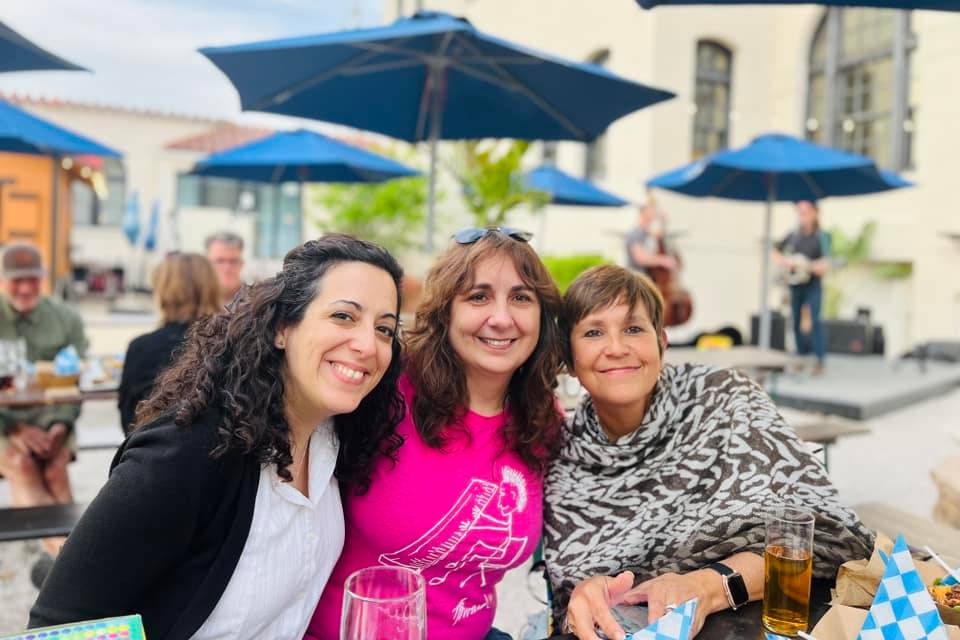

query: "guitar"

left=775, top=253, right=844, bottom=286
left=776, top=253, right=815, bottom=286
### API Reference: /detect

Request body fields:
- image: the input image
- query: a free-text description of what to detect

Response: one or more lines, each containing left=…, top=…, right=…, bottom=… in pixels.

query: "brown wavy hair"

left=405, top=231, right=564, bottom=472
left=151, top=252, right=221, bottom=324
left=136, top=234, right=406, bottom=492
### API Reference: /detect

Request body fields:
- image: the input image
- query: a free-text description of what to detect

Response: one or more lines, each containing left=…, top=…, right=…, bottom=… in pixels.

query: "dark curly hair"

left=404, top=231, right=564, bottom=472
left=136, top=234, right=405, bottom=493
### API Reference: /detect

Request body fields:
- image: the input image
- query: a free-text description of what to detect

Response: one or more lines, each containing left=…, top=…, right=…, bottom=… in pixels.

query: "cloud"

left=0, top=0, right=382, bottom=118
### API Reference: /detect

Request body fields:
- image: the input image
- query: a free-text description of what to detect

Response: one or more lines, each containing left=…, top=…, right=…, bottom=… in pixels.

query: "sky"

left=0, top=0, right=383, bottom=123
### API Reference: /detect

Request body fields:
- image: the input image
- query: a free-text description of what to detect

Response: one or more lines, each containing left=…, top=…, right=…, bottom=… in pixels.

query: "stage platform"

left=770, top=354, right=960, bottom=420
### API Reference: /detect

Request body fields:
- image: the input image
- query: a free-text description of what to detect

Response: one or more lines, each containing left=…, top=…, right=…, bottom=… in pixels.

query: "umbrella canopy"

left=647, top=133, right=911, bottom=347
left=200, top=10, right=674, bottom=249
left=524, top=165, right=628, bottom=207
left=637, top=0, right=958, bottom=9
left=0, top=20, right=86, bottom=73
left=647, top=134, right=910, bottom=200
left=0, top=99, right=120, bottom=157
left=200, top=11, right=674, bottom=142
left=190, top=128, right=420, bottom=183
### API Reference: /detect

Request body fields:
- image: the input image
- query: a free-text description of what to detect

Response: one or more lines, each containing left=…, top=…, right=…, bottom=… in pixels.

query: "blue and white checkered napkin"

left=857, top=535, right=948, bottom=640
left=626, top=598, right=697, bottom=640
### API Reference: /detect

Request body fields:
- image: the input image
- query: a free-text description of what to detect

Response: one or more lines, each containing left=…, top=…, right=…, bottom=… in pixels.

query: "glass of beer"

left=762, top=505, right=815, bottom=636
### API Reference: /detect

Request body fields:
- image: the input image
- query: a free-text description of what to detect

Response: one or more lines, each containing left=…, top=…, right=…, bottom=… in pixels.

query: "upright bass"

left=645, top=196, right=694, bottom=327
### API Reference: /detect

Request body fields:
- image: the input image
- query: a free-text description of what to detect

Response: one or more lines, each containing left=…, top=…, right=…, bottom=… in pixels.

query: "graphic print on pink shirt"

left=306, top=376, right=543, bottom=640
left=378, top=466, right=529, bottom=623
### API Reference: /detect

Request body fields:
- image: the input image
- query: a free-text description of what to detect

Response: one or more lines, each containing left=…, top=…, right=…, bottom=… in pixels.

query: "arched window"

left=806, top=8, right=915, bottom=169
left=692, top=40, right=732, bottom=159
left=583, top=48, right=610, bottom=180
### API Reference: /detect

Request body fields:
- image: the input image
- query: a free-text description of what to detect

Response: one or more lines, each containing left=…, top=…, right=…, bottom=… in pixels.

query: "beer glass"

left=762, top=505, right=815, bottom=636
left=340, top=566, right=426, bottom=640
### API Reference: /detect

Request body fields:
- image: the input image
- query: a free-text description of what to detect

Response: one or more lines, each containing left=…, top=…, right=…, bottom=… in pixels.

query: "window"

left=806, top=8, right=915, bottom=169
left=256, top=182, right=302, bottom=259
left=175, top=173, right=301, bottom=259
left=692, top=40, right=732, bottom=159
left=583, top=48, right=610, bottom=181
left=100, top=158, right=126, bottom=225
left=72, top=158, right=125, bottom=226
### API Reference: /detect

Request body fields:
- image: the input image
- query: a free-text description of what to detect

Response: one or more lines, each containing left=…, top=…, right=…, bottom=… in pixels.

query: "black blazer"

left=117, top=322, right=190, bottom=434
left=29, top=410, right=261, bottom=639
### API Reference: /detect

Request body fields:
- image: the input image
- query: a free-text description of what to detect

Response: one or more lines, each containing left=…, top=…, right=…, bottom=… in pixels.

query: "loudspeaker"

left=749, top=312, right=786, bottom=350
left=823, top=319, right=872, bottom=355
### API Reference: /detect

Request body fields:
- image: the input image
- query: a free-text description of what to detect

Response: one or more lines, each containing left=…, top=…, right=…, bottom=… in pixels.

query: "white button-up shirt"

left=192, top=420, right=344, bottom=640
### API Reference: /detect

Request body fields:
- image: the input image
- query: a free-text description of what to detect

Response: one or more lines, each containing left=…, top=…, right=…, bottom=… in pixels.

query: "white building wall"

left=10, top=101, right=213, bottom=273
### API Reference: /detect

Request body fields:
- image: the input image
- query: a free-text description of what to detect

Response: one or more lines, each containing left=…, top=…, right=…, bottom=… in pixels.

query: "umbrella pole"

left=426, top=127, right=438, bottom=253
left=758, top=176, right=775, bottom=350
left=51, top=156, right=61, bottom=297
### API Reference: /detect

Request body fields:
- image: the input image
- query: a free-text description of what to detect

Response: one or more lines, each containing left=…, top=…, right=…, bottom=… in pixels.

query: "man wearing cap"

left=0, top=242, right=88, bottom=563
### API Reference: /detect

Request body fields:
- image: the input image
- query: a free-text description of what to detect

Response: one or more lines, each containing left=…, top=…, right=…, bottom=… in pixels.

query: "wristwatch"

left=705, top=562, right=749, bottom=610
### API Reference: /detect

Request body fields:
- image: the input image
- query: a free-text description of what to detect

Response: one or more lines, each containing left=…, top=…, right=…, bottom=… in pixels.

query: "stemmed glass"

left=340, top=566, right=426, bottom=640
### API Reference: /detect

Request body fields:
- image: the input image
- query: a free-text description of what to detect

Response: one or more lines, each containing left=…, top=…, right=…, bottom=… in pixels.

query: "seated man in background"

left=205, top=230, right=245, bottom=307
left=0, top=243, right=89, bottom=567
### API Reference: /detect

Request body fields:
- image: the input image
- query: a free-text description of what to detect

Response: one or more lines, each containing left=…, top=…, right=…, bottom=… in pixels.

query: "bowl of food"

left=930, top=579, right=960, bottom=625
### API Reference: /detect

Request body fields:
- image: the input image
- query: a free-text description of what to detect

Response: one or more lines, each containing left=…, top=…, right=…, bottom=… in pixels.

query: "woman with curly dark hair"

left=30, top=234, right=406, bottom=640
left=308, top=228, right=565, bottom=640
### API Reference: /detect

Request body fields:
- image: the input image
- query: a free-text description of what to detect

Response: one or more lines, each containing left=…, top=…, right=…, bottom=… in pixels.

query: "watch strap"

left=705, top=562, right=749, bottom=610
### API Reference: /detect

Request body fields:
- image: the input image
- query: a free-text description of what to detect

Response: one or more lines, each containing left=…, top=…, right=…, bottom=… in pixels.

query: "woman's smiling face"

left=570, top=300, right=664, bottom=417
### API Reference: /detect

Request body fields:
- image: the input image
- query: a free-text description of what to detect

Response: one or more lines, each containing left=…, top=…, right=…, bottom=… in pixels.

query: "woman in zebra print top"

left=543, top=265, right=874, bottom=640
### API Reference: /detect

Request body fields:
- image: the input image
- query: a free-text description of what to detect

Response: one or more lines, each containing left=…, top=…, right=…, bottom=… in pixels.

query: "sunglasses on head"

left=452, top=226, right=533, bottom=245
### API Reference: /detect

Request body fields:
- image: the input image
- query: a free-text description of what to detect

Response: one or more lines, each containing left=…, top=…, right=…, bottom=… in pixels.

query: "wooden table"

left=0, top=385, right=118, bottom=409
left=792, top=418, right=872, bottom=470
left=855, top=502, right=960, bottom=560
left=665, top=346, right=798, bottom=372
left=546, top=578, right=834, bottom=640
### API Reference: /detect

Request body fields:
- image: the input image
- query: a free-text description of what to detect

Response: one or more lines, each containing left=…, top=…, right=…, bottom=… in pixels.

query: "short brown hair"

left=151, top=253, right=222, bottom=323
left=560, top=265, right=665, bottom=366
left=405, top=231, right=564, bottom=471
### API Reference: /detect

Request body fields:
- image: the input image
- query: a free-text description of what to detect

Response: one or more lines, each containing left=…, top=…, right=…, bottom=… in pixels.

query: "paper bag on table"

left=832, top=532, right=894, bottom=607
left=811, top=605, right=960, bottom=640
left=832, top=532, right=960, bottom=626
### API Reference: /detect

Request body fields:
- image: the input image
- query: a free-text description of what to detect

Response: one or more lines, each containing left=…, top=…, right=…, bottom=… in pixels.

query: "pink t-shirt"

left=306, top=375, right=543, bottom=640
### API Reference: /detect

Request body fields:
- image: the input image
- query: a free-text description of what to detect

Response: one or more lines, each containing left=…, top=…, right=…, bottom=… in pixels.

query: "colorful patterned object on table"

left=943, top=569, right=958, bottom=587
left=765, top=634, right=794, bottom=640
left=857, top=535, right=948, bottom=640
left=0, top=614, right=145, bottom=640
left=626, top=598, right=697, bottom=640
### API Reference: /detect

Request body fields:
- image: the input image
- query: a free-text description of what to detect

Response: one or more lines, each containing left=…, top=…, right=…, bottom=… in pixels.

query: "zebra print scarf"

left=543, top=363, right=874, bottom=624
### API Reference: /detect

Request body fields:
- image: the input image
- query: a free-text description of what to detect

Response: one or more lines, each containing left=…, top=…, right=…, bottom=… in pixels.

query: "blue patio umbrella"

left=647, top=133, right=911, bottom=348
left=190, top=128, right=420, bottom=183
left=0, top=20, right=85, bottom=73
left=0, top=99, right=120, bottom=157
left=524, top=165, right=628, bottom=207
left=122, top=192, right=141, bottom=246
left=144, top=200, right=160, bottom=252
left=199, top=10, right=674, bottom=250
left=637, top=0, right=958, bottom=9
left=191, top=129, right=419, bottom=257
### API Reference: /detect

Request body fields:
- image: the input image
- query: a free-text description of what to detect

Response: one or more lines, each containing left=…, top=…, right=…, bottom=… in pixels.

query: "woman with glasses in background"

left=307, top=227, right=565, bottom=640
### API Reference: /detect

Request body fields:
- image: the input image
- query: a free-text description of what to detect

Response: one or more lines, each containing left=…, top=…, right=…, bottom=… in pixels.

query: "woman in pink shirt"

left=308, top=227, right=564, bottom=640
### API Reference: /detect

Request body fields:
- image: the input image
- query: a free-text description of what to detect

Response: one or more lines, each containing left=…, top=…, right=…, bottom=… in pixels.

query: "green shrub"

left=542, top=254, right=608, bottom=293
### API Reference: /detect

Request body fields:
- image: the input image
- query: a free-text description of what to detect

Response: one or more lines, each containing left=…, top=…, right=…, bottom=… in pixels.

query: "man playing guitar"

left=771, top=200, right=832, bottom=374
